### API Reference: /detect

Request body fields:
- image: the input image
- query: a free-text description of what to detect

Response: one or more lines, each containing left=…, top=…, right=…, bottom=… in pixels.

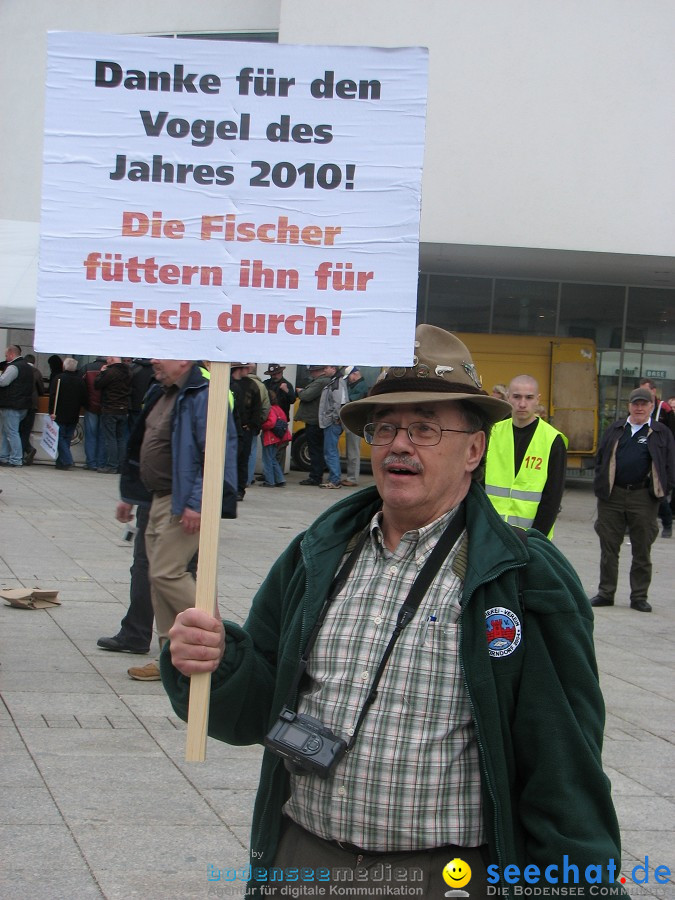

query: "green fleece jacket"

left=161, top=483, right=624, bottom=897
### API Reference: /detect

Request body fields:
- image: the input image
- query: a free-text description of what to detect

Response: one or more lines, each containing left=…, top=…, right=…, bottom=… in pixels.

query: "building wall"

left=280, top=0, right=675, bottom=258
left=0, top=0, right=280, bottom=221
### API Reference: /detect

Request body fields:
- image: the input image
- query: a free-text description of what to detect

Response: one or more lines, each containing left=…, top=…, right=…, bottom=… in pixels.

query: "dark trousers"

left=594, top=486, right=659, bottom=602
left=237, top=428, right=254, bottom=493
left=305, top=422, right=325, bottom=484
left=266, top=818, right=488, bottom=899
left=658, top=494, right=672, bottom=529
left=118, top=504, right=198, bottom=650
left=19, top=408, right=37, bottom=454
left=118, top=505, right=154, bottom=651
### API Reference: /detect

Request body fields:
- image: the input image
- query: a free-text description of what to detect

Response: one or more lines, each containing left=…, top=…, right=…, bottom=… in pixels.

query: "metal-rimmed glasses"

left=363, top=421, right=475, bottom=446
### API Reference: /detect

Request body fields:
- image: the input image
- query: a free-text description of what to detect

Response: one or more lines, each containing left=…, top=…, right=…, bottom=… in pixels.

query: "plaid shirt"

left=284, top=507, right=485, bottom=851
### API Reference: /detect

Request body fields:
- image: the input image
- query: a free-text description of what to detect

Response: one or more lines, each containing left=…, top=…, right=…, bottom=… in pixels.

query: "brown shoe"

left=340, top=479, right=358, bottom=487
left=127, top=661, right=160, bottom=681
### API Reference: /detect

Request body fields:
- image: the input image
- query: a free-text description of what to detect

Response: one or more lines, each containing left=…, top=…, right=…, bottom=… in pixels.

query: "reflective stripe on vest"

left=485, top=417, right=565, bottom=538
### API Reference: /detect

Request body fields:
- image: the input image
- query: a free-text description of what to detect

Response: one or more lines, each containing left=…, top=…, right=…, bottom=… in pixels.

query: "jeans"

left=248, top=435, right=259, bottom=484
left=323, top=422, right=343, bottom=485
left=56, top=422, right=76, bottom=467
left=101, top=412, right=127, bottom=469
left=262, top=443, right=286, bottom=485
left=0, top=408, right=27, bottom=466
left=84, top=411, right=106, bottom=469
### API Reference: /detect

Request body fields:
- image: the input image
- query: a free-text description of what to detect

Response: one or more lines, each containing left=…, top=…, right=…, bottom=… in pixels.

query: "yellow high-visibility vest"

left=199, top=366, right=235, bottom=411
left=485, top=418, right=567, bottom=538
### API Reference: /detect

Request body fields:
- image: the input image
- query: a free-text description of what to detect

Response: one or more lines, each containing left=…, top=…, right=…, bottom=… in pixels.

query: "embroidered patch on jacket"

left=485, top=607, right=522, bottom=658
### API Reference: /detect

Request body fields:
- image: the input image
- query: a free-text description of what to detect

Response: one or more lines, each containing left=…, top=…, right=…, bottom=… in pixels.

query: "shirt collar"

left=369, top=505, right=462, bottom=559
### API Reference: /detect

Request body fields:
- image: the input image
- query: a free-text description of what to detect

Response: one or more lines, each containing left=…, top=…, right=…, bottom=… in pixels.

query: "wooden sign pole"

left=185, top=361, right=231, bottom=762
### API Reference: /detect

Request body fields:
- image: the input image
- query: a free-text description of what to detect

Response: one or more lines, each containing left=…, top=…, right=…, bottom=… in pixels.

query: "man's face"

left=5, top=346, right=17, bottom=363
left=151, top=359, right=189, bottom=386
left=348, top=370, right=360, bottom=383
left=508, top=378, right=540, bottom=426
left=370, top=401, right=485, bottom=528
left=628, top=398, right=653, bottom=426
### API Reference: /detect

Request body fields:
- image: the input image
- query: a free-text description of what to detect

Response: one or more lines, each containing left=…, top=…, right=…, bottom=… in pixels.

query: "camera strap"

left=284, top=503, right=467, bottom=752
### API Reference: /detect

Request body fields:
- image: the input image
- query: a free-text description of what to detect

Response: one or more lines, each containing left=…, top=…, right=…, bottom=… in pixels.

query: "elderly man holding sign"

left=162, top=326, right=625, bottom=898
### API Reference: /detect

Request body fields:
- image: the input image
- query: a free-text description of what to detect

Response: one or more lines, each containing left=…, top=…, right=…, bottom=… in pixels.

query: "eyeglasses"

left=363, top=421, right=475, bottom=446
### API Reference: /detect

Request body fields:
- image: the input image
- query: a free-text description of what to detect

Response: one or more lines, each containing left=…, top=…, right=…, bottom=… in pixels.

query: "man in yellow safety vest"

left=485, top=375, right=567, bottom=538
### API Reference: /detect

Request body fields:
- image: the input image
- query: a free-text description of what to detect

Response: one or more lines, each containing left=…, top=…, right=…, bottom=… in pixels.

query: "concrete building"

left=1, top=0, right=673, bottom=416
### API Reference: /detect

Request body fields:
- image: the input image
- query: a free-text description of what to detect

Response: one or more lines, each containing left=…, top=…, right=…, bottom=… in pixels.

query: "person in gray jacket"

left=318, top=365, right=348, bottom=489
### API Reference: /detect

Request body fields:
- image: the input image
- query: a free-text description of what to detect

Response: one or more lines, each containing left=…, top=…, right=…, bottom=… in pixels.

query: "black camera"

left=264, top=708, right=347, bottom=779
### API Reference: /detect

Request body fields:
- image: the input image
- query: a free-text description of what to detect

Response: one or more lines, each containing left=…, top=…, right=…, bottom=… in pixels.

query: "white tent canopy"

left=0, top=219, right=39, bottom=329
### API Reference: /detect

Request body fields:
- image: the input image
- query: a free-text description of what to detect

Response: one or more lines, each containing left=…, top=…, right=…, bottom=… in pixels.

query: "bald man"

left=485, top=375, right=567, bottom=538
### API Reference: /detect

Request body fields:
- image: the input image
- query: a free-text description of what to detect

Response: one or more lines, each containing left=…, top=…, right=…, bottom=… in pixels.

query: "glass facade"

left=417, top=272, right=675, bottom=422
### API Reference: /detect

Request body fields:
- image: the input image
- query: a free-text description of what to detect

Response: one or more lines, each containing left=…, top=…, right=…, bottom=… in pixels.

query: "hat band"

left=369, top=377, right=488, bottom=399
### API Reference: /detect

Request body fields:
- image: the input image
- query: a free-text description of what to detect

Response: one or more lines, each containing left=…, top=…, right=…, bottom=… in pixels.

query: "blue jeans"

left=322, top=423, right=343, bottom=485
left=0, top=408, right=27, bottom=466
left=262, top=443, right=286, bottom=485
left=248, top=435, right=259, bottom=484
left=101, top=412, right=127, bottom=469
left=84, top=411, right=106, bottom=469
left=56, top=422, right=76, bottom=467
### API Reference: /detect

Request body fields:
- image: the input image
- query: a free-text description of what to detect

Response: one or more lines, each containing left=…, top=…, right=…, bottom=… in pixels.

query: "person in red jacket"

left=260, top=389, right=290, bottom=487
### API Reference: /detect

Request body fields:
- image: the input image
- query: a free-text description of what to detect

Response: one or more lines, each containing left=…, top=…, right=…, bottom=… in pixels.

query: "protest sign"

left=36, top=32, right=428, bottom=760
left=36, top=32, right=428, bottom=365
left=39, top=417, right=59, bottom=459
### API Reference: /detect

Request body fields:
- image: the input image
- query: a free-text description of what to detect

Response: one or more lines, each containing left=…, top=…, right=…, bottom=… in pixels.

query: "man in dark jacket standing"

left=0, top=344, right=34, bottom=468
left=95, top=356, right=131, bottom=473
left=590, top=387, right=675, bottom=612
left=49, top=357, right=86, bottom=470
left=163, top=326, right=625, bottom=898
left=230, top=362, right=263, bottom=501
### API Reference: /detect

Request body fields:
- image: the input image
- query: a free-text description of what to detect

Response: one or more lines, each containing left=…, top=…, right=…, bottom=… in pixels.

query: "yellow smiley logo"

left=443, top=858, right=472, bottom=889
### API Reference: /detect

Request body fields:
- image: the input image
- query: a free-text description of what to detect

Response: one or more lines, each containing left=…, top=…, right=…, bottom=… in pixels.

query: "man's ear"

left=466, top=431, right=486, bottom=473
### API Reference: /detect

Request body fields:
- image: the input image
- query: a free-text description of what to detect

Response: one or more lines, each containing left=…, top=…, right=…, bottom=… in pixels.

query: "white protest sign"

left=36, top=33, right=428, bottom=364
left=39, top=418, right=59, bottom=459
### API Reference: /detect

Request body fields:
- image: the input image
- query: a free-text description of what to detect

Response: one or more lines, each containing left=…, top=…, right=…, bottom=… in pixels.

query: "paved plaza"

left=1, top=463, right=673, bottom=899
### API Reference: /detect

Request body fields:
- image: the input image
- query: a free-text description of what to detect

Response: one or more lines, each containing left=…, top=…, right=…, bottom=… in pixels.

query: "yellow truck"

left=461, top=333, right=598, bottom=475
left=290, top=334, right=599, bottom=476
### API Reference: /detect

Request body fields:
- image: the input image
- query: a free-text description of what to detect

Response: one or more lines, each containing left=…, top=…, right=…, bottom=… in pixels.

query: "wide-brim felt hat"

left=340, top=325, right=512, bottom=436
left=264, top=364, right=285, bottom=375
